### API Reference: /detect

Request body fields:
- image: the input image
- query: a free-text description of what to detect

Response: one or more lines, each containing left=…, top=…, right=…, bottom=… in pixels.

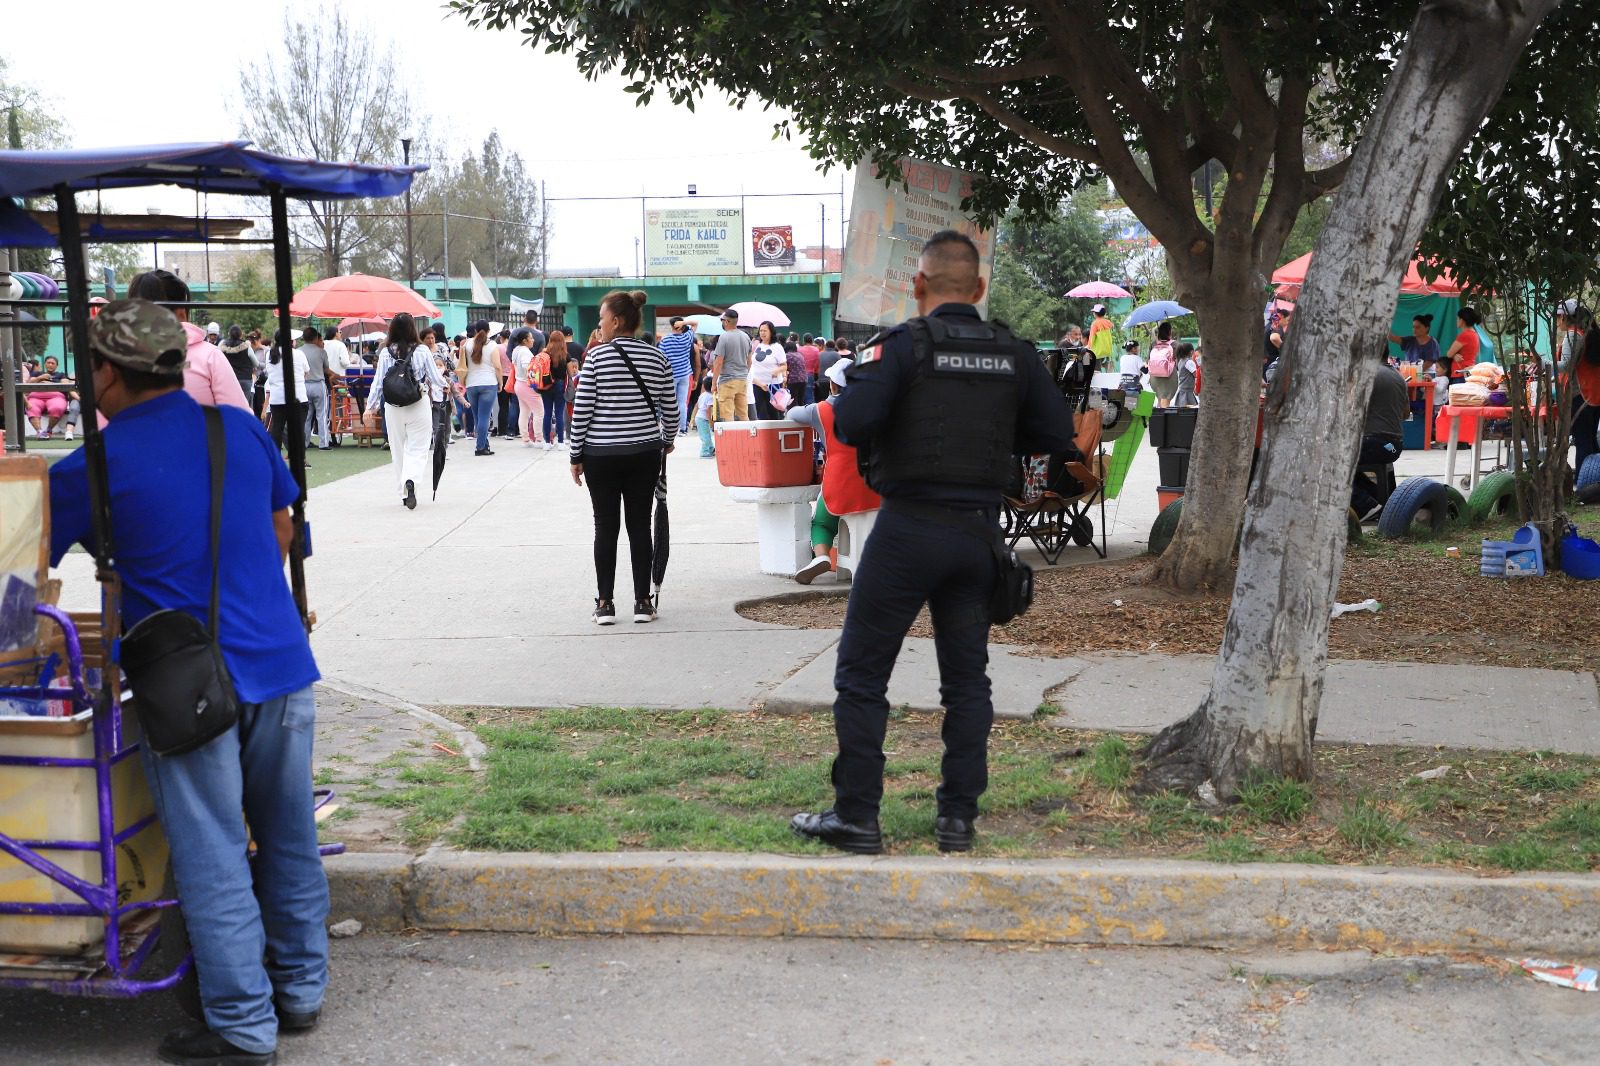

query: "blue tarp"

left=0, top=140, right=424, bottom=200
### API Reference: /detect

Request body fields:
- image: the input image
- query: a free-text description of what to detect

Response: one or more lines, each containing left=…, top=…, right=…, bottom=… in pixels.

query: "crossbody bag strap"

left=613, top=341, right=664, bottom=439
left=202, top=406, right=226, bottom=638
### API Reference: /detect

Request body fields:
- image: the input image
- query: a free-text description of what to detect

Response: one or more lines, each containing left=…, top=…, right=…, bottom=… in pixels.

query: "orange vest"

left=1578, top=359, right=1600, bottom=407
left=818, top=401, right=881, bottom=516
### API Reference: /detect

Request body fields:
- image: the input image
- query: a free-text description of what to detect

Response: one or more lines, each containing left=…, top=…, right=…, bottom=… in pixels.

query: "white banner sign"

left=644, top=206, right=744, bottom=277
left=839, top=159, right=993, bottom=327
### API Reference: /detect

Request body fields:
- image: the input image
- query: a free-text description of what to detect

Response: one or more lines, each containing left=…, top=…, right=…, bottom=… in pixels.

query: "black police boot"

left=157, top=1025, right=275, bottom=1065
left=935, top=816, right=976, bottom=853
left=790, top=809, right=883, bottom=854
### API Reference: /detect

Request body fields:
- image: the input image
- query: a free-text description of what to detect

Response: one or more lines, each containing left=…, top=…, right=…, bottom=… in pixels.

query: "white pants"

left=384, top=399, right=433, bottom=500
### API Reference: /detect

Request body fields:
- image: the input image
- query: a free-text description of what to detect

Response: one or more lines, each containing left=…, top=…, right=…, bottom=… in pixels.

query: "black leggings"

left=585, top=450, right=660, bottom=602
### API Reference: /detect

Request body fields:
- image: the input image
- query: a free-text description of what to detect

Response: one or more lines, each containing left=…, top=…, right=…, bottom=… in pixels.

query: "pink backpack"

left=1148, top=341, right=1176, bottom=378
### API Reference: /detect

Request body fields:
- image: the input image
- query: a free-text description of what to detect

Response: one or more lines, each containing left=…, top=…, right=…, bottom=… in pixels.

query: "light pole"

left=146, top=206, right=161, bottom=272
left=400, top=136, right=415, bottom=290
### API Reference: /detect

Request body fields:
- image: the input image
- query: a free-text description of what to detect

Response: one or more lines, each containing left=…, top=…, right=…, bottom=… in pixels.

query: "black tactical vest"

left=868, top=315, right=1026, bottom=492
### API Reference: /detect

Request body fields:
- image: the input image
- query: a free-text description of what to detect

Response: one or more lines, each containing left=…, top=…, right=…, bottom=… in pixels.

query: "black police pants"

left=831, top=506, right=998, bottom=824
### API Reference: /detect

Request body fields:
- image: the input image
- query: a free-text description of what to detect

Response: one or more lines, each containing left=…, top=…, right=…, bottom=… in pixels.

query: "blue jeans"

left=673, top=374, right=691, bottom=434
left=542, top=382, right=567, bottom=443
left=139, top=685, right=328, bottom=1055
left=466, top=385, right=497, bottom=451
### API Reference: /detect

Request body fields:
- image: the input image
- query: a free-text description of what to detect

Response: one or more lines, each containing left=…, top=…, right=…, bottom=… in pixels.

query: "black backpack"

left=382, top=345, right=422, bottom=407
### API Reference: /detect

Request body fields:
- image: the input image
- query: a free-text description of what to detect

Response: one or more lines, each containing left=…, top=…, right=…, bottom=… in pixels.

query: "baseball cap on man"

left=89, top=298, right=189, bottom=377
left=205, top=321, right=221, bottom=336
left=1092, top=303, right=1106, bottom=315
left=825, top=357, right=853, bottom=388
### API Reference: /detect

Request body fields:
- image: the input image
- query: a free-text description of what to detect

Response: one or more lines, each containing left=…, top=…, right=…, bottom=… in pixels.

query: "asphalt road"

left=3, top=933, right=1594, bottom=1064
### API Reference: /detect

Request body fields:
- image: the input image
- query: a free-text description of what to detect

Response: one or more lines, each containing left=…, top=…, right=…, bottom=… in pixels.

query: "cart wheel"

left=160, top=867, right=204, bottom=1021
left=1069, top=514, right=1094, bottom=547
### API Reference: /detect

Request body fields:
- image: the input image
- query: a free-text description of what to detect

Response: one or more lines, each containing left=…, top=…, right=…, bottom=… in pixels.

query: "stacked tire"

left=1377, top=478, right=1467, bottom=539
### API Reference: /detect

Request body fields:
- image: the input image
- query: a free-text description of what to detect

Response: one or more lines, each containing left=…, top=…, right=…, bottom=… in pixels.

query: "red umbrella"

left=289, top=274, right=440, bottom=319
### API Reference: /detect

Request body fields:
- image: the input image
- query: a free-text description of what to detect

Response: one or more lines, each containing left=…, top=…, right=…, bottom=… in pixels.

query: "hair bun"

left=629, top=290, right=648, bottom=307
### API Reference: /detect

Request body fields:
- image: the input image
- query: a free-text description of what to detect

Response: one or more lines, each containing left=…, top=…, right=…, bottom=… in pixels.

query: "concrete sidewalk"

left=51, top=430, right=1598, bottom=753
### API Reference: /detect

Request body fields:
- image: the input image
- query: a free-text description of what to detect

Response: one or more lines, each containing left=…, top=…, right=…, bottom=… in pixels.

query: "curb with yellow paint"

left=326, top=851, right=1600, bottom=956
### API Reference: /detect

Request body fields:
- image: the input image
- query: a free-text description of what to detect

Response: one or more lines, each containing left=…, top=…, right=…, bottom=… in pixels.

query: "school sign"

left=644, top=207, right=744, bottom=277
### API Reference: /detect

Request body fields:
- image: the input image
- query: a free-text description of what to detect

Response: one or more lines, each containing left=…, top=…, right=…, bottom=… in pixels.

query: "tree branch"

left=886, top=77, right=1100, bottom=165
left=945, top=57, right=1063, bottom=84
left=1305, top=156, right=1353, bottom=199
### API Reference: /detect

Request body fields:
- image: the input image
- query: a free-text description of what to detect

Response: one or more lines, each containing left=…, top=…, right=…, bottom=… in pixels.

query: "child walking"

left=695, top=373, right=716, bottom=457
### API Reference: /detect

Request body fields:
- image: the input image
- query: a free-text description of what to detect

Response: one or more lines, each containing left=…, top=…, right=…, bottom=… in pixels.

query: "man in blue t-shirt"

left=49, top=299, right=326, bottom=1066
left=658, top=316, right=697, bottom=435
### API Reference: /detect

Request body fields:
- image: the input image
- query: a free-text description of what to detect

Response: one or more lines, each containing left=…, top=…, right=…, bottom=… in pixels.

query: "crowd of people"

left=1055, top=303, right=1202, bottom=412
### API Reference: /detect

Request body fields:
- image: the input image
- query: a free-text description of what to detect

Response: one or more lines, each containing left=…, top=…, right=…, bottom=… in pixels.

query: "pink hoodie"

left=180, top=321, right=249, bottom=410
left=97, top=321, right=250, bottom=428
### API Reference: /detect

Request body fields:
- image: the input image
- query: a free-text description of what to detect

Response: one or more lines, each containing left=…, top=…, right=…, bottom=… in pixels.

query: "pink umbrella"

left=726, top=300, right=790, bottom=328
left=336, top=316, right=389, bottom=336
left=289, top=273, right=440, bottom=319
left=1065, top=281, right=1133, bottom=299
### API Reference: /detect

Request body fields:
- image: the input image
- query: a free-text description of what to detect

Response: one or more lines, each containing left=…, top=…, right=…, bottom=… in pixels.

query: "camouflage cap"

left=88, top=298, right=188, bottom=377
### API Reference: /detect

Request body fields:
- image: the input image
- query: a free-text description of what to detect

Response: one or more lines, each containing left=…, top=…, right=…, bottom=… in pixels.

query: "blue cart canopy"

left=0, top=140, right=426, bottom=246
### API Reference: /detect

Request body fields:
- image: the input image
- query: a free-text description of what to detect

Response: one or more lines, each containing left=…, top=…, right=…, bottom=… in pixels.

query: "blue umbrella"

left=1123, top=300, right=1192, bottom=329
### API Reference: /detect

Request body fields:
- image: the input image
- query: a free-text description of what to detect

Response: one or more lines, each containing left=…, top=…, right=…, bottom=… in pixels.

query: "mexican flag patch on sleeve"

left=856, top=343, right=883, bottom=366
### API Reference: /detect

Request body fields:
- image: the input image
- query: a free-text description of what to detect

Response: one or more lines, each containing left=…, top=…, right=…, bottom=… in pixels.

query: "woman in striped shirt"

left=569, top=290, right=679, bottom=625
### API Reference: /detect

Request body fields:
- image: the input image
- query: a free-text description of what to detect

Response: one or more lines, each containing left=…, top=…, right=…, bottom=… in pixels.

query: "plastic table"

left=1441, top=405, right=1511, bottom=490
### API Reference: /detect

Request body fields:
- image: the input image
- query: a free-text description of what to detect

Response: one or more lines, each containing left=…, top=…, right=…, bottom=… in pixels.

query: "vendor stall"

left=0, top=141, right=423, bottom=1006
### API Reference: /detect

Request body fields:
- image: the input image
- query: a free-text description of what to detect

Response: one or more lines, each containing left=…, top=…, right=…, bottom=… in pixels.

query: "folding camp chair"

left=1002, top=410, right=1109, bottom=563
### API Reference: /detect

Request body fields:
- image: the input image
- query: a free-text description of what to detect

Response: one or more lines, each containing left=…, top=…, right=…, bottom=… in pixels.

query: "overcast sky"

left=4, top=0, right=853, bottom=274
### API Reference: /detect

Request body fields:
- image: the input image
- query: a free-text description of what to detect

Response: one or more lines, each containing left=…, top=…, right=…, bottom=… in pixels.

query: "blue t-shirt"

left=1400, top=336, right=1441, bottom=365
left=659, top=330, right=695, bottom=379
left=49, top=391, right=319, bottom=704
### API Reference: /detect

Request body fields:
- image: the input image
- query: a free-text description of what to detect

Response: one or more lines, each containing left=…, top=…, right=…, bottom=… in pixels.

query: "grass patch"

left=370, top=705, right=1600, bottom=871
left=1336, top=799, right=1410, bottom=856
left=1085, top=735, right=1134, bottom=791
left=1201, top=834, right=1264, bottom=864
left=1236, top=770, right=1313, bottom=825
left=1506, top=765, right=1589, bottom=794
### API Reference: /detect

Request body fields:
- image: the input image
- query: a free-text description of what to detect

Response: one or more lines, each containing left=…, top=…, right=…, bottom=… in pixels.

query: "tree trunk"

left=1145, top=285, right=1265, bottom=591
left=1142, top=0, right=1561, bottom=798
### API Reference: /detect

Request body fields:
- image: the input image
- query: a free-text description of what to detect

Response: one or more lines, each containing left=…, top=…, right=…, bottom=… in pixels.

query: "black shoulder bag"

left=120, top=407, right=241, bottom=756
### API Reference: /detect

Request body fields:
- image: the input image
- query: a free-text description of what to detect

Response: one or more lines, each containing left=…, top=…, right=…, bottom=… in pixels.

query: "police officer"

left=790, top=230, right=1076, bottom=855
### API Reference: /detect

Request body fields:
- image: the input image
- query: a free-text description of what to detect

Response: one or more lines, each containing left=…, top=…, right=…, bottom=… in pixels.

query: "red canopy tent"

left=1271, top=252, right=1462, bottom=298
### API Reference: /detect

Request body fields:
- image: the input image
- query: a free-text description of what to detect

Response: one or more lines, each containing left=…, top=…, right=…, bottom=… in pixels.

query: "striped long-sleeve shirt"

left=569, top=337, right=679, bottom=463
